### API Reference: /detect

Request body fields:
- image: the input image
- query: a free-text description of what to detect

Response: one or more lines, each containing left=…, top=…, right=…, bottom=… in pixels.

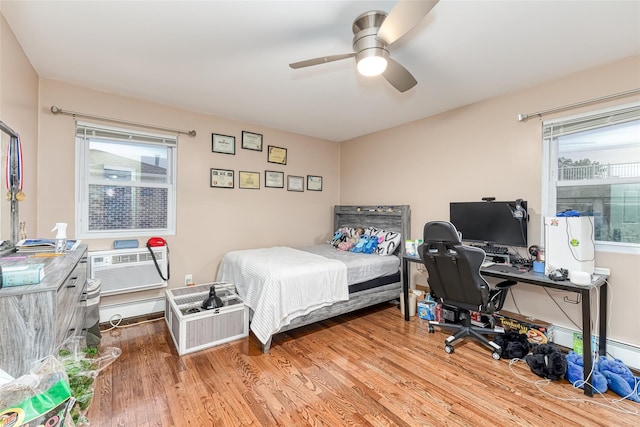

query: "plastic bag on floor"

left=0, top=355, right=76, bottom=427
left=56, top=336, right=121, bottom=426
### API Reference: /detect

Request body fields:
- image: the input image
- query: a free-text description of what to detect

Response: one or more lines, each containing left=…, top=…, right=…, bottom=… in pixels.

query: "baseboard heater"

left=99, top=297, right=165, bottom=324
left=553, top=325, right=640, bottom=371
left=88, top=247, right=168, bottom=296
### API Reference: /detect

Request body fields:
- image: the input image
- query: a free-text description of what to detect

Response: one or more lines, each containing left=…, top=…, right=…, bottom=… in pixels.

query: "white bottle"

left=52, top=223, right=68, bottom=254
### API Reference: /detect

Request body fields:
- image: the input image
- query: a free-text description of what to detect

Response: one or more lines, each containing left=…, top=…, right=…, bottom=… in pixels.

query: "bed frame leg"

left=262, top=337, right=272, bottom=354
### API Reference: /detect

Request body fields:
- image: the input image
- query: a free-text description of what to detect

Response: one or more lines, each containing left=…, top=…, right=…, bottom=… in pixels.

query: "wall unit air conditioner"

left=88, top=247, right=167, bottom=296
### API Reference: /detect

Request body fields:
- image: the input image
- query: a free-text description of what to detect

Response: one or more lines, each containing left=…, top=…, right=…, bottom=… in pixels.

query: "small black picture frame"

left=287, top=175, right=304, bottom=192
left=307, top=175, right=323, bottom=191
left=265, top=170, right=284, bottom=188
left=239, top=171, right=260, bottom=189
left=212, top=133, right=236, bottom=155
left=210, top=168, right=234, bottom=188
left=267, top=145, right=287, bottom=165
left=242, top=131, right=263, bottom=151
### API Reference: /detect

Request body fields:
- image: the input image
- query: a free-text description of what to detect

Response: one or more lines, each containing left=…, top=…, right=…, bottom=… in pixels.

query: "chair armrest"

left=496, top=280, right=517, bottom=289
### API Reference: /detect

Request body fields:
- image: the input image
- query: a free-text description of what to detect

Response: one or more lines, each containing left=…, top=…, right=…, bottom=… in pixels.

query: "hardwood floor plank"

left=86, top=305, right=639, bottom=426
left=312, top=357, right=417, bottom=427
left=252, top=349, right=351, bottom=426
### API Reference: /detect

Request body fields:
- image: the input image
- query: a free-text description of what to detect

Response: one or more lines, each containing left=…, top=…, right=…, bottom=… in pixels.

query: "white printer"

left=544, top=216, right=595, bottom=275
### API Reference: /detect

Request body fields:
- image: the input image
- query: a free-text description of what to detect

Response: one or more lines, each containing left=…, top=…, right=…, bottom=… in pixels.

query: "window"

left=542, top=103, right=640, bottom=252
left=76, top=122, right=177, bottom=238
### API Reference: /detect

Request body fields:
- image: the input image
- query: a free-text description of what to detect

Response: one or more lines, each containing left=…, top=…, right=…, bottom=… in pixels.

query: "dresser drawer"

left=56, top=258, right=88, bottom=344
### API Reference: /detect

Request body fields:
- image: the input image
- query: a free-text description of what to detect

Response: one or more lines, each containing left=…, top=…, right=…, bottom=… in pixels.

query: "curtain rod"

left=517, top=88, right=640, bottom=122
left=50, top=105, right=197, bottom=137
left=0, top=119, right=19, bottom=138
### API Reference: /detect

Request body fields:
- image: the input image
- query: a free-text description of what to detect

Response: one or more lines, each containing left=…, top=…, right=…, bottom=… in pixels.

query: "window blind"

left=543, top=104, right=640, bottom=139
left=76, top=121, right=177, bottom=146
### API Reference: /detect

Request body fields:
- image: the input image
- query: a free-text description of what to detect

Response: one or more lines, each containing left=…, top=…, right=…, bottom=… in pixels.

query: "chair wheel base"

left=488, top=317, right=496, bottom=329
left=492, top=350, right=501, bottom=360
left=428, top=325, right=435, bottom=333
left=444, top=344, right=454, bottom=354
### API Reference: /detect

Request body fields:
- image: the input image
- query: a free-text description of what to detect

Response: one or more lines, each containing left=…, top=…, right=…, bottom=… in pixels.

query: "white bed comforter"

left=216, top=246, right=348, bottom=344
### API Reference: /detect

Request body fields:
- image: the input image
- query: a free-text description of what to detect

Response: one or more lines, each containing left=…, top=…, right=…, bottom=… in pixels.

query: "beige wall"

left=341, top=56, right=640, bottom=347
left=37, top=80, right=341, bottom=306
left=0, top=13, right=38, bottom=243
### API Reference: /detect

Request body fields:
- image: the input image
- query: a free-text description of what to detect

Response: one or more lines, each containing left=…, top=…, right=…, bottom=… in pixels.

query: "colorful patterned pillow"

left=331, top=227, right=355, bottom=247
left=366, top=227, right=401, bottom=256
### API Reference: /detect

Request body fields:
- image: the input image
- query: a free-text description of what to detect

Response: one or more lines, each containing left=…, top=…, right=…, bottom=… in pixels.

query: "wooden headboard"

left=333, top=205, right=411, bottom=255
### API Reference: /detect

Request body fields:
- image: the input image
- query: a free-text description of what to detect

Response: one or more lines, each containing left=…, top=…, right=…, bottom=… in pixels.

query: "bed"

left=216, top=205, right=411, bottom=353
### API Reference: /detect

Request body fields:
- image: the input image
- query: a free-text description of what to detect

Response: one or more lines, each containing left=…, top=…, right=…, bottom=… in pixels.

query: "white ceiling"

left=2, top=1, right=639, bottom=142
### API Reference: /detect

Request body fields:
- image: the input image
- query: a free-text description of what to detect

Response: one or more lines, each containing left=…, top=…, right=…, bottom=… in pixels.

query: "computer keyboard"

left=473, top=244, right=509, bottom=255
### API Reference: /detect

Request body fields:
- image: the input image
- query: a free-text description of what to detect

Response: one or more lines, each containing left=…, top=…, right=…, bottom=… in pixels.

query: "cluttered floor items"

left=566, top=351, right=640, bottom=402
left=491, top=329, right=640, bottom=405
left=417, top=301, right=640, bottom=406
left=0, top=337, right=120, bottom=427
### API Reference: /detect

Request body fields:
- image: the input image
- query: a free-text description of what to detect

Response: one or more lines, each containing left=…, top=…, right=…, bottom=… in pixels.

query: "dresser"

left=0, top=245, right=88, bottom=377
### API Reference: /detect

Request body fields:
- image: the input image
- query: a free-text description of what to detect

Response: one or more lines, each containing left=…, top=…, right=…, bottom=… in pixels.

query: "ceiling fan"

left=289, top=0, right=439, bottom=93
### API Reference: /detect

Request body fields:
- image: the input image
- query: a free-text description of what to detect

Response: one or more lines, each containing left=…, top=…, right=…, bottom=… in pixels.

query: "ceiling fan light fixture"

left=357, top=55, right=388, bottom=76
left=289, top=1, right=439, bottom=92
left=356, top=48, right=389, bottom=76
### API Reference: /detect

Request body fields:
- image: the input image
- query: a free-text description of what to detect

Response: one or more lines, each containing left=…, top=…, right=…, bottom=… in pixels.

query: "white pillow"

left=366, top=227, right=401, bottom=256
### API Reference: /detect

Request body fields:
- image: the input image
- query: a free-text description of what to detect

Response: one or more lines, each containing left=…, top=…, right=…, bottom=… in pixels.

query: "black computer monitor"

left=449, top=200, right=528, bottom=248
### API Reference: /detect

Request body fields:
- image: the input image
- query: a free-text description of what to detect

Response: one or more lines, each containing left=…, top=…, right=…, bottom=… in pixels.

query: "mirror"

left=0, top=119, right=20, bottom=256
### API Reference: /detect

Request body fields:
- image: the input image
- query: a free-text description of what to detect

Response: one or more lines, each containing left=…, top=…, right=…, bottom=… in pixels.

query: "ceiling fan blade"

left=377, top=0, right=439, bottom=46
left=289, top=53, right=355, bottom=69
left=383, top=59, right=417, bottom=93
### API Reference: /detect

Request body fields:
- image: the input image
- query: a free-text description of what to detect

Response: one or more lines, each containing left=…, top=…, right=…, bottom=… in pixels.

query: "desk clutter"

left=15, top=238, right=81, bottom=253
left=494, top=310, right=553, bottom=344
left=0, top=263, right=45, bottom=287
left=417, top=302, right=553, bottom=345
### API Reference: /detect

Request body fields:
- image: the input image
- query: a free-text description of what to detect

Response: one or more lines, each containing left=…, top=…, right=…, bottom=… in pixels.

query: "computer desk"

left=402, top=255, right=609, bottom=397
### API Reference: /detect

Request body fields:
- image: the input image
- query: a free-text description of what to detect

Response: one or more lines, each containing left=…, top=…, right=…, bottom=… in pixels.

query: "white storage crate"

left=165, top=282, right=249, bottom=355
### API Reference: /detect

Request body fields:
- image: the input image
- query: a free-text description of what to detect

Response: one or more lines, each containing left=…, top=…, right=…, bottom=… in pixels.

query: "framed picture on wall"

left=287, top=175, right=304, bottom=192
left=267, top=145, right=287, bottom=165
left=307, top=175, right=323, bottom=191
left=242, top=131, right=263, bottom=151
left=212, top=133, right=236, bottom=155
left=239, top=171, right=260, bottom=189
left=265, top=170, right=284, bottom=188
left=210, top=168, right=234, bottom=188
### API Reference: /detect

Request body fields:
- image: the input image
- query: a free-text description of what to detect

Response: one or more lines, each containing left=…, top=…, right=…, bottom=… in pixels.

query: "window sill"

left=596, top=241, right=640, bottom=255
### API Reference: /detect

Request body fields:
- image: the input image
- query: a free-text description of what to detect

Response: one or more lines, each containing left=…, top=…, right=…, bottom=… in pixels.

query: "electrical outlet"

left=184, top=274, right=193, bottom=286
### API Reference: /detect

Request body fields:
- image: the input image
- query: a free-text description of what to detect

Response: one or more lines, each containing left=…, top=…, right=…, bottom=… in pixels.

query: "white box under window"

left=165, top=283, right=249, bottom=355
left=544, top=216, right=595, bottom=275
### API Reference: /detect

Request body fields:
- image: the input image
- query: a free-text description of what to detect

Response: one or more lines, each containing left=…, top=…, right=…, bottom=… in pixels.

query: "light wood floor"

left=86, top=303, right=639, bottom=426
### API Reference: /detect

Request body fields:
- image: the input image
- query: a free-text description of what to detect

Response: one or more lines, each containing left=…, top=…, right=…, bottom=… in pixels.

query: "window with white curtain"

left=75, top=122, right=177, bottom=238
left=542, top=103, right=640, bottom=252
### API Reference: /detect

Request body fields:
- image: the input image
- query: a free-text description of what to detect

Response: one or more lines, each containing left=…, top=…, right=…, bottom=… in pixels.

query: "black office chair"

left=418, top=221, right=516, bottom=359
